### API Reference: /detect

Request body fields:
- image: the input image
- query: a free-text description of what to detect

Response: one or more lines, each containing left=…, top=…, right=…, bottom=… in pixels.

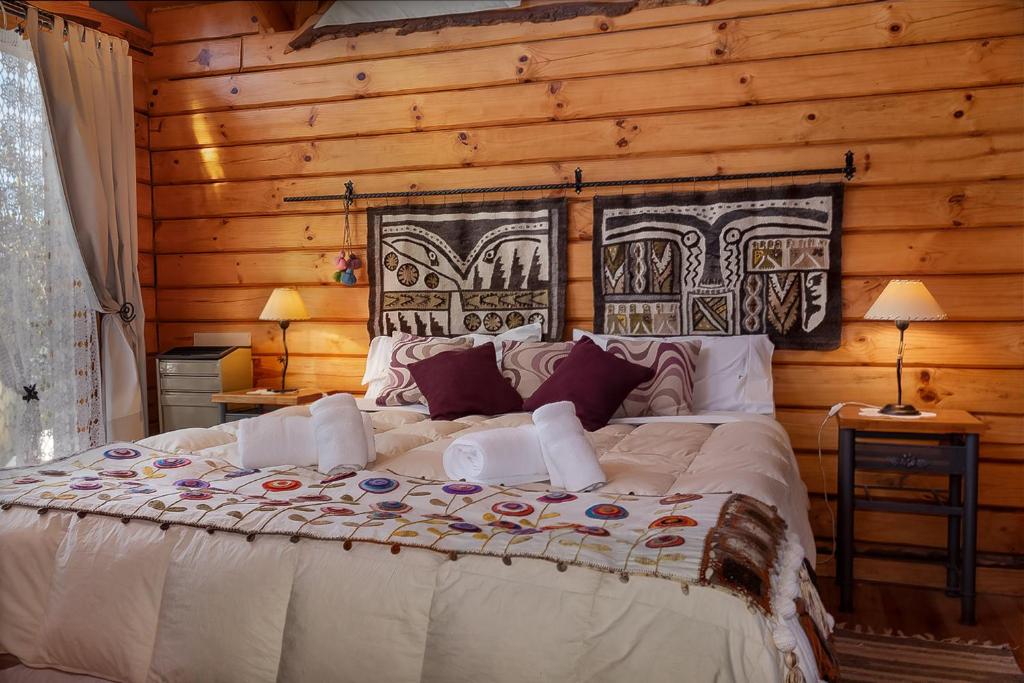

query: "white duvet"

left=0, top=410, right=827, bottom=683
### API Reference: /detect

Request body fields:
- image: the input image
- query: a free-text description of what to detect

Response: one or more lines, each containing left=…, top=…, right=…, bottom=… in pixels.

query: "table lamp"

left=259, top=288, right=310, bottom=393
left=864, top=279, right=946, bottom=415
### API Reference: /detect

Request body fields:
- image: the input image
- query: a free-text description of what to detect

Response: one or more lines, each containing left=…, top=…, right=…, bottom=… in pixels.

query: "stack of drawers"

left=157, top=346, right=252, bottom=432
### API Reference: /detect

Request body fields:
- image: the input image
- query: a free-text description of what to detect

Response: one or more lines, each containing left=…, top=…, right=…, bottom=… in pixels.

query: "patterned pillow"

left=605, top=339, right=701, bottom=417
left=500, top=340, right=574, bottom=399
left=376, top=333, right=474, bottom=406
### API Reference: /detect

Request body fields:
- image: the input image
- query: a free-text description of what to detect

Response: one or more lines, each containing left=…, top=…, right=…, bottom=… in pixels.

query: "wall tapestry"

left=368, top=198, right=567, bottom=341
left=592, top=184, right=844, bottom=350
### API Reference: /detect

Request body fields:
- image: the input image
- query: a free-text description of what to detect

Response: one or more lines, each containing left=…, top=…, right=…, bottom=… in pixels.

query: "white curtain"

left=0, top=27, right=103, bottom=467
left=27, top=8, right=146, bottom=441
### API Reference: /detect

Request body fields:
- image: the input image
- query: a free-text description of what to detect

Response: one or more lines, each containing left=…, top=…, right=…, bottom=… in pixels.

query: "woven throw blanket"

left=592, top=184, right=844, bottom=349
left=367, top=199, right=567, bottom=341
left=0, top=442, right=787, bottom=612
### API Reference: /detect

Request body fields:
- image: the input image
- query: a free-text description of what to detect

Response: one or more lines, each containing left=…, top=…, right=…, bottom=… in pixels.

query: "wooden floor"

left=818, top=580, right=1024, bottom=669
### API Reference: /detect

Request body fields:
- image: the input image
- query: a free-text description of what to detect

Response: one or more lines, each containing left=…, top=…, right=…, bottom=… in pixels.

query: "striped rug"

left=834, top=627, right=1024, bottom=682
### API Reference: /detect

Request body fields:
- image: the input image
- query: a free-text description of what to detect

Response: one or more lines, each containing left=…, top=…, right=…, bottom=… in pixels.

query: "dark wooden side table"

left=836, top=406, right=985, bottom=624
left=210, top=388, right=323, bottom=423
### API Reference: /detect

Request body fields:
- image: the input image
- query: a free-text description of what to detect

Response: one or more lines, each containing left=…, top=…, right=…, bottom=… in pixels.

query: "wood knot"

left=230, top=87, right=239, bottom=95
left=714, top=47, right=726, bottom=56
left=599, top=22, right=609, bottom=31
left=518, top=54, right=529, bottom=63
left=964, top=93, right=974, bottom=101
left=918, top=370, right=932, bottom=382
left=458, top=131, right=469, bottom=142
left=806, top=113, right=817, bottom=121
left=889, top=23, right=902, bottom=33
left=616, top=138, right=629, bottom=148
left=303, top=154, right=312, bottom=162
left=948, top=193, right=966, bottom=205
left=516, top=67, right=524, bottom=75
left=356, top=72, right=366, bottom=81
left=739, top=76, right=749, bottom=84
left=151, top=88, right=158, bottom=96
left=717, top=21, right=727, bottom=30
left=953, top=110, right=964, bottom=119
left=549, top=81, right=561, bottom=94
left=250, top=15, right=258, bottom=23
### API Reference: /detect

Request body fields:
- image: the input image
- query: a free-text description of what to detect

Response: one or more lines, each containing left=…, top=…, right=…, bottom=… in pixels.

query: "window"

left=0, top=29, right=102, bottom=467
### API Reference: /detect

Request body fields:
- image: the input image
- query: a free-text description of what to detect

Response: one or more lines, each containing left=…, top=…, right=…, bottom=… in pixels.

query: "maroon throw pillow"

left=523, top=337, right=654, bottom=430
left=409, top=343, right=523, bottom=420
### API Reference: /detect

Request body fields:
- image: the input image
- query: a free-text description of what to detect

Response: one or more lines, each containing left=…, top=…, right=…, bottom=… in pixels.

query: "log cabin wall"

left=133, top=53, right=158, bottom=435
left=143, top=0, right=1024, bottom=593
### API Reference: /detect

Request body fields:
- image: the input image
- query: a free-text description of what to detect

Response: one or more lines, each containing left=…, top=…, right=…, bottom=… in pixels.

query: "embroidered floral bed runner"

left=0, top=443, right=787, bottom=612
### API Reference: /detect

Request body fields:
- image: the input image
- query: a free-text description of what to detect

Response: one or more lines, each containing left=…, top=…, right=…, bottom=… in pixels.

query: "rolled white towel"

left=532, top=401, right=606, bottom=492
left=443, top=427, right=548, bottom=485
left=238, top=412, right=317, bottom=469
left=362, top=412, right=377, bottom=465
left=310, top=393, right=373, bottom=475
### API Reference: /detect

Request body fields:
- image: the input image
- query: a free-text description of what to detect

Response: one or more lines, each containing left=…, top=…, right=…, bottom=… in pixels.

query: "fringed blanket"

left=1, top=443, right=784, bottom=607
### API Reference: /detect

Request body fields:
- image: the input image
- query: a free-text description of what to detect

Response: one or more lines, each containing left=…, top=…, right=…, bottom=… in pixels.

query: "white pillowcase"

left=573, top=330, right=775, bottom=415
left=360, top=323, right=544, bottom=388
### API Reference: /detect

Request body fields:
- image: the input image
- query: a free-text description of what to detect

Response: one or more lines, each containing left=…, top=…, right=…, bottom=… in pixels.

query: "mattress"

left=0, top=410, right=831, bottom=683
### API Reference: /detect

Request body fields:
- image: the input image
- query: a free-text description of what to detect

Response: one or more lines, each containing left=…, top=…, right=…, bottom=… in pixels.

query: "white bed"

left=0, top=408, right=833, bottom=683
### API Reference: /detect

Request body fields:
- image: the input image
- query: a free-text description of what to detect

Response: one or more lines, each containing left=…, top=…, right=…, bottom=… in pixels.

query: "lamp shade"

left=259, top=288, right=310, bottom=321
left=864, top=280, right=947, bottom=321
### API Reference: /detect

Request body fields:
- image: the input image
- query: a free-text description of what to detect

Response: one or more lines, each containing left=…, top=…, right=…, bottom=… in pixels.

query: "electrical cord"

left=816, top=401, right=879, bottom=564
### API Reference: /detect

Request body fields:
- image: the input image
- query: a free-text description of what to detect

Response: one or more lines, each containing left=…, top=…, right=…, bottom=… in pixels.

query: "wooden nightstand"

left=835, top=406, right=985, bottom=625
left=210, top=388, right=323, bottom=423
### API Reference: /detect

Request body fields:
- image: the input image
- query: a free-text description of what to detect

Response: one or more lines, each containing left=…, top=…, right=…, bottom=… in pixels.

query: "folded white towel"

left=443, top=427, right=549, bottom=485
left=310, top=393, right=374, bottom=475
left=532, top=401, right=606, bottom=492
left=237, top=412, right=317, bottom=469
left=362, top=412, right=377, bottom=465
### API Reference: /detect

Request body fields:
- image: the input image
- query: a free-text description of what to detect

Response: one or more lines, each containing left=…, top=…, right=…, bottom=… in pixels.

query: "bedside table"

left=835, top=406, right=985, bottom=624
left=210, top=388, right=323, bottom=423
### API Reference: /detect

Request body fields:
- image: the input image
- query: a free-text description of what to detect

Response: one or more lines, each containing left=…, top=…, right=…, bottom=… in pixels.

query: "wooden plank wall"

left=143, top=0, right=1024, bottom=593
left=132, top=52, right=158, bottom=435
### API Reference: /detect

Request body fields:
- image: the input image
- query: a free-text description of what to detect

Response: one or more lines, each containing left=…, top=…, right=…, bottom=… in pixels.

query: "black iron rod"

left=283, top=151, right=855, bottom=204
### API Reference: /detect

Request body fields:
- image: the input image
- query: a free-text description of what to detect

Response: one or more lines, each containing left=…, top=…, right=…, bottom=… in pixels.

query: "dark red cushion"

left=523, top=337, right=654, bottom=430
left=409, top=343, right=523, bottom=420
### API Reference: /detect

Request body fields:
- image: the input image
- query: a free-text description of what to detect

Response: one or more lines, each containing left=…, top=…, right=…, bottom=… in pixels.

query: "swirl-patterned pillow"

left=605, top=339, right=701, bottom=417
left=500, top=340, right=574, bottom=399
left=376, top=333, right=474, bottom=406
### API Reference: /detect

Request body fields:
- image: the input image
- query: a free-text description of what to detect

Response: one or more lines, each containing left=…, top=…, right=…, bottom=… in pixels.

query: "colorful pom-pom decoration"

left=340, top=269, right=357, bottom=286
left=348, top=254, right=362, bottom=269
left=334, top=255, right=349, bottom=270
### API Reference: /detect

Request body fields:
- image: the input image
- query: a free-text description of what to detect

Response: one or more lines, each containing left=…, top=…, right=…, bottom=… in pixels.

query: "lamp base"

left=879, top=403, right=920, bottom=416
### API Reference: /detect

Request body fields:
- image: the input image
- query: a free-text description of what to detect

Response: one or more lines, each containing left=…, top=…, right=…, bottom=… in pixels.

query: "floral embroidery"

left=153, top=458, right=191, bottom=469
left=442, top=483, right=482, bottom=495
left=491, top=501, right=534, bottom=517
left=103, top=447, right=141, bottom=460
left=646, top=534, right=685, bottom=549
left=359, top=477, right=399, bottom=494
left=262, top=479, right=302, bottom=492
left=537, top=491, right=576, bottom=503
left=649, top=515, right=698, bottom=529
left=585, top=503, right=629, bottom=520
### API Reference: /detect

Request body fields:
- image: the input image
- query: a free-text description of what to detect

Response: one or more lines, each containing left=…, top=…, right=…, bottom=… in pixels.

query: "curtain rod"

left=1, top=0, right=57, bottom=33
left=283, top=151, right=856, bottom=205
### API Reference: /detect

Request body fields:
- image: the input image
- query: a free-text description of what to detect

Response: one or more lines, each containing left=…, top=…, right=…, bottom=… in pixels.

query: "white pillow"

left=360, top=323, right=544, bottom=387
left=573, top=330, right=775, bottom=415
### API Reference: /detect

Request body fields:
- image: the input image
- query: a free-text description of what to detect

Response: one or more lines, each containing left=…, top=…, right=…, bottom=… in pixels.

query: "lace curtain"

left=0, top=28, right=103, bottom=468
